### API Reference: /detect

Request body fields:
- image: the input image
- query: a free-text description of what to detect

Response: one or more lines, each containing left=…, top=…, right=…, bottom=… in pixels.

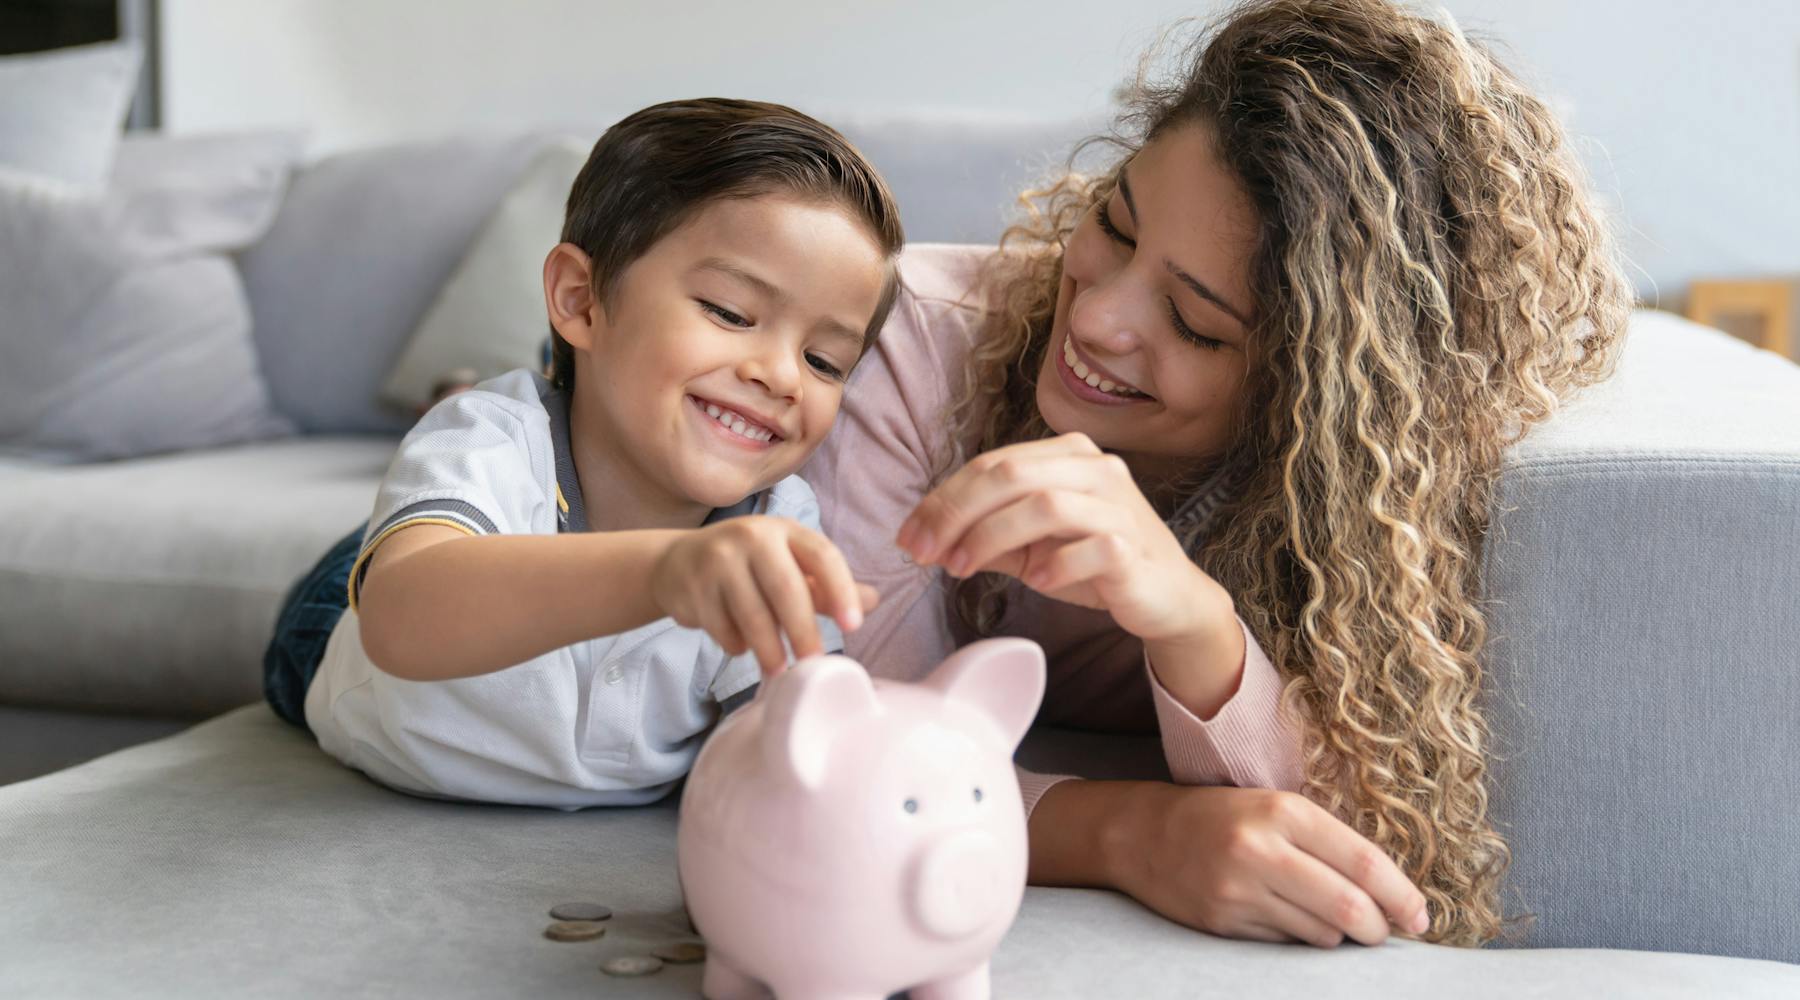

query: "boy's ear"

left=543, top=242, right=600, bottom=350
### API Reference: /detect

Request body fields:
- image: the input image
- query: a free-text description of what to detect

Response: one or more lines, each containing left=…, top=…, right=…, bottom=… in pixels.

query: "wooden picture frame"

left=1684, top=278, right=1797, bottom=359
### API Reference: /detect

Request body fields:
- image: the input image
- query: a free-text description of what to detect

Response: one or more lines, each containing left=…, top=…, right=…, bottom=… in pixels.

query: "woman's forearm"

left=1142, top=579, right=1247, bottom=721
left=1025, top=777, right=1155, bottom=889
left=358, top=529, right=683, bottom=680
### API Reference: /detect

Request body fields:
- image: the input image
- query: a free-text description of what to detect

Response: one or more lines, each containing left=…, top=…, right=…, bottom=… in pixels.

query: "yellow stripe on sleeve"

left=344, top=517, right=480, bottom=612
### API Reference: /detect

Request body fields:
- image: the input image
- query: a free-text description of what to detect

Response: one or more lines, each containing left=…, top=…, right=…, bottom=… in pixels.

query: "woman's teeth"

left=1063, top=338, right=1143, bottom=397
left=702, top=401, right=776, bottom=443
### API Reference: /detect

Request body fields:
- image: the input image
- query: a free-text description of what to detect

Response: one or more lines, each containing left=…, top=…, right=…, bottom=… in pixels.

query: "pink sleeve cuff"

left=1015, top=764, right=1077, bottom=819
left=1147, top=617, right=1306, bottom=791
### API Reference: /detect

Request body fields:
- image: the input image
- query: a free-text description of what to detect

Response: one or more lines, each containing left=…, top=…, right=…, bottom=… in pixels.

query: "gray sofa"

left=3, top=124, right=1798, bottom=996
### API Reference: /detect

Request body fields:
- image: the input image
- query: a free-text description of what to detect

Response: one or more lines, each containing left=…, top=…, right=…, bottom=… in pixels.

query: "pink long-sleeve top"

left=801, top=244, right=1306, bottom=817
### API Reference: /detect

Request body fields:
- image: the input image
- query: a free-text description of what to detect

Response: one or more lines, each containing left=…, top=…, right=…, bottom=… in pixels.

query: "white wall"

left=160, top=0, right=1800, bottom=301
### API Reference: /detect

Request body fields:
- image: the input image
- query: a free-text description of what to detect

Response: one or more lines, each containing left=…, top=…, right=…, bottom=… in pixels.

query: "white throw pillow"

left=0, top=41, right=141, bottom=189
left=379, top=138, right=591, bottom=411
left=0, top=132, right=302, bottom=461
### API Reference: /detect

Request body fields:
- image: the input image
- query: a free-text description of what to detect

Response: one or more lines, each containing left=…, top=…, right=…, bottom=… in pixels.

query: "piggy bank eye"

left=903, top=798, right=919, bottom=814
left=973, top=787, right=984, bottom=803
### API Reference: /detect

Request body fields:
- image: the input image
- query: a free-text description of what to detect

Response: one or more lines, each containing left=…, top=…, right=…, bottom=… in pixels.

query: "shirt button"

left=604, top=666, right=624, bottom=686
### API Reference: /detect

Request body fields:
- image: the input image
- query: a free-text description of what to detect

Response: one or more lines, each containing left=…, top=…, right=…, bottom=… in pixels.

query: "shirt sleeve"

left=1147, top=617, right=1307, bottom=791
left=347, top=387, right=547, bottom=610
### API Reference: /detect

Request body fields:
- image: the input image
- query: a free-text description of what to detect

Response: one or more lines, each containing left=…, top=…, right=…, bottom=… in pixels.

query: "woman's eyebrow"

left=1118, top=169, right=1253, bottom=329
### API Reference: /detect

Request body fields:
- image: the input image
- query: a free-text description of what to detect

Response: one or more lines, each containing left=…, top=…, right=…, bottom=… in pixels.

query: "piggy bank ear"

left=760, top=654, right=881, bottom=790
left=921, top=639, right=1046, bottom=751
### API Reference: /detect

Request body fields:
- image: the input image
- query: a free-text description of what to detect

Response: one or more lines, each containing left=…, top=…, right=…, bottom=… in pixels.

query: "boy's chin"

left=678, top=464, right=789, bottom=511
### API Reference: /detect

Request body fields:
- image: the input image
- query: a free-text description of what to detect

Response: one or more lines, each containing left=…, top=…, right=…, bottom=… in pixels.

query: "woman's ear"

left=543, top=242, right=600, bottom=350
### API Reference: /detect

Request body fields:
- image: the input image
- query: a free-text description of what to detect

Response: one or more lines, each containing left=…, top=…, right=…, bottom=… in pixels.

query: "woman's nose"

left=1068, top=271, right=1148, bottom=358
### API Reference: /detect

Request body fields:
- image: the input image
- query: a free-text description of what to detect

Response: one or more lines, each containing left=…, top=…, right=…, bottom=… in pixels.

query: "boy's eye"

left=699, top=300, right=751, bottom=328
left=806, top=354, right=847, bottom=381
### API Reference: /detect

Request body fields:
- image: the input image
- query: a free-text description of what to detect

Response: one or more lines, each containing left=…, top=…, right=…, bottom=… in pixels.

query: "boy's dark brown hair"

left=551, top=98, right=906, bottom=390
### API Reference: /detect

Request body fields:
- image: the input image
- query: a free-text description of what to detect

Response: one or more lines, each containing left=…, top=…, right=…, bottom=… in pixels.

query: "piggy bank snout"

left=909, top=830, right=1013, bottom=940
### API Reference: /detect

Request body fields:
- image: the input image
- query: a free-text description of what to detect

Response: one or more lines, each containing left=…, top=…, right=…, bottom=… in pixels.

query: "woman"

left=801, top=0, right=1629, bottom=948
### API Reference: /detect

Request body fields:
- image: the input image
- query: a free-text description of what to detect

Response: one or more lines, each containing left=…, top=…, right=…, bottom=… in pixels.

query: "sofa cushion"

left=0, top=438, right=394, bottom=717
left=0, top=132, right=300, bottom=461
left=3, top=706, right=1795, bottom=998
left=0, top=41, right=139, bottom=188
left=241, top=136, right=552, bottom=435
left=378, top=138, right=588, bottom=412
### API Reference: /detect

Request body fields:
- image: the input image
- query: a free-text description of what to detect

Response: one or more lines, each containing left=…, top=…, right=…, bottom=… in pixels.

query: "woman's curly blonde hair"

left=953, top=0, right=1632, bottom=945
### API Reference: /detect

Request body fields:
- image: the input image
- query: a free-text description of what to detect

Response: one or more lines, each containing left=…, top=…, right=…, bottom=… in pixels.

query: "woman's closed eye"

left=698, top=300, right=751, bottom=328
left=1094, top=206, right=1227, bottom=351
left=1096, top=203, right=1134, bottom=248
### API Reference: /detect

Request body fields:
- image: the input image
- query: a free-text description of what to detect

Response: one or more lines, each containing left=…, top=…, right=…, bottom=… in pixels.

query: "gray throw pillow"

left=0, top=41, right=141, bottom=189
left=0, top=133, right=302, bottom=461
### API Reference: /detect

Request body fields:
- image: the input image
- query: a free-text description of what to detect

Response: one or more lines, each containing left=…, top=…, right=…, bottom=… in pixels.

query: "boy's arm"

left=356, top=523, right=685, bottom=681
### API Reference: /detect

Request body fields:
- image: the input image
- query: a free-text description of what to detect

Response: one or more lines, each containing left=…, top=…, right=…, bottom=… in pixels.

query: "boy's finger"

left=721, top=568, right=784, bottom=677
left=750, top=548, right=822, bottom=661
left=696, top=593, right=746, bottom=657
left=788, top=530, right=864, bottom=631
left=856, top=583, right=881, bottom=613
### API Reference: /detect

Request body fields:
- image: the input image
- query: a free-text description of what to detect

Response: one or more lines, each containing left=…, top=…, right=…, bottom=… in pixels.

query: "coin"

left=549, top=902, right=613, bottom=922
left=600, top=955, right=664, bottom=977
left=651, top=942, right=706, bottom=964
left=543, top=921, right=607, bottom=942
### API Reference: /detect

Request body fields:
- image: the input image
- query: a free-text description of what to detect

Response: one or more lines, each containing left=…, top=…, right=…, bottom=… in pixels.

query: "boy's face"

left=565, top=195, right=889, bottom=510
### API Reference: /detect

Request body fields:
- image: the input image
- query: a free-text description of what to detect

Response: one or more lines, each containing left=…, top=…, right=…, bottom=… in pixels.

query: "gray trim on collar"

left=535, top=373, right=767, bottom=534
left=537, top=375, right=590, bottom=534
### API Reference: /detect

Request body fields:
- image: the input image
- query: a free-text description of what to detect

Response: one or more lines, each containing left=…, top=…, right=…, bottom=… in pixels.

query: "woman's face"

left=1035, top=123, right=1260, bottom=480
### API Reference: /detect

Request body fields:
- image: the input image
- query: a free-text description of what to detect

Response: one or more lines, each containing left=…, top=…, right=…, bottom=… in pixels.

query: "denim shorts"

left=263, top=523, right=365, bottom=730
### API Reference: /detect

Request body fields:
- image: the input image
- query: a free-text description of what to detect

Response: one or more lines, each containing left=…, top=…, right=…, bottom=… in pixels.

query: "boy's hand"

left=650, top=516, right=880, bottom=678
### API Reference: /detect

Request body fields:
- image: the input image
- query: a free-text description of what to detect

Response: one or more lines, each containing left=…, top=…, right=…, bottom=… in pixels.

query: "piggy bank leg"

left=701, top=954, right=772, bottom=1000
left=908, top=962, right=990, bottom=1000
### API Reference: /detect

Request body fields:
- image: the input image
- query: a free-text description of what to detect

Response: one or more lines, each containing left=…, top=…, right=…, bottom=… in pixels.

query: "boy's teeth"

left=700, top=398, right=774, bottom=442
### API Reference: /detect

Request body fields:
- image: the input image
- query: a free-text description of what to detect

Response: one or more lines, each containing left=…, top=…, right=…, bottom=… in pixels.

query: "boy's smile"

left=552, top=194, right=889, bottom=529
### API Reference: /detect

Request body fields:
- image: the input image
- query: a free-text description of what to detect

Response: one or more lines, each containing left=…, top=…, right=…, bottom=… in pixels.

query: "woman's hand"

left=897, top=432, right=1231, bottom=647
left=1101, top=783, right=1431, bottom=948
left=651, top=516, right=878, bottom=677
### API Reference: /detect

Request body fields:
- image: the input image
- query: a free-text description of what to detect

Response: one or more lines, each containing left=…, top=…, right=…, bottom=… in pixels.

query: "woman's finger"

left=1257, top=894, right=1346, bottom=949
left=1287, top=805, right=1431, bottom=935
left=899, top=448, right=1126, bottom=565
left=1014, top=531, right=1131, bottom=594
left=749, top=546, right=823, bottom=662
left=940, top=489, right=1119, bottom=579
left=1266, top=836, right=1395, bottom=946
left=1232, top=922, right=1299, bottom=945
left=786, top=529, right=865, bottom=632
left=720, top=564, right=786, bottom=677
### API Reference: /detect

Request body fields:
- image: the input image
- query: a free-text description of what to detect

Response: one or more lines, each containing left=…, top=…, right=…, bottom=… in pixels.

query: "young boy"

left=279, top=99, right=904, bottom=808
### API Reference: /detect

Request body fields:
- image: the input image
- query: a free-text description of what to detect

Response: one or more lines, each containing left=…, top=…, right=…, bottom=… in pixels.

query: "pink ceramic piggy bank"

left=677, top=638, right=1046, bottom=1000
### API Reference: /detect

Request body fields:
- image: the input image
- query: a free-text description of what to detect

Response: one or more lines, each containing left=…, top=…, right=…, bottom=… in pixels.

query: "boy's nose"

left=739, top=350, right=800, bottom=401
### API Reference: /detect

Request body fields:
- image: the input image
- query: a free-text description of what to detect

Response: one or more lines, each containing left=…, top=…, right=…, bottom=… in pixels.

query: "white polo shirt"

left=304, top=369, right=838, bottom=809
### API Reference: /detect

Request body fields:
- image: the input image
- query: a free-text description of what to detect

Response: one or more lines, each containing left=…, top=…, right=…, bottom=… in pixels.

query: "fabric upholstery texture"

left=3, top=706, right=1796, bottom=999
left=379, top=138, right=589, bottom=411
left=0, top=131, right=299, bottom=460
left=1481, top=312, right=1800, bottom=962
left=240, top=135, right=551, bottom=434
left=0, top=41, right=140, bottom=188
left=0, top=438, right=396, bottom=717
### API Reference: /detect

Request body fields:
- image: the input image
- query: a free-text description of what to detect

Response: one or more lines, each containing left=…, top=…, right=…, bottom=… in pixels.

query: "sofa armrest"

left=1482, top=311, right=1800, bottom=962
